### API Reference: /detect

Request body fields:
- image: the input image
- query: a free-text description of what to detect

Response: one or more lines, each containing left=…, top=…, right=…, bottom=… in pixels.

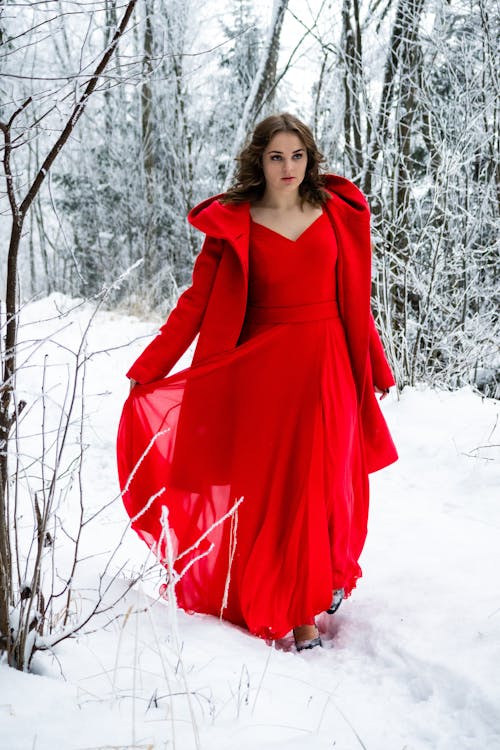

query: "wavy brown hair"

left=221, top=113, right=330, bottom=206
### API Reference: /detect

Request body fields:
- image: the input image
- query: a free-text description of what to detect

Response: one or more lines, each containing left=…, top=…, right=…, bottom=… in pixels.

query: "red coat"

left=127, top=174, right=398, bottom=473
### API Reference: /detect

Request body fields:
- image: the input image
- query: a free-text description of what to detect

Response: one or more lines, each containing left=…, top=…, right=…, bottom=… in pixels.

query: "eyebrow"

left=267, top=148, right=305, bottom=154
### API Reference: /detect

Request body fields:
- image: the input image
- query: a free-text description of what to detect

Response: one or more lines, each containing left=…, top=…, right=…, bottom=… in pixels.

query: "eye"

left=293, top=153, right=304, bottom=159
left=270, top=154, right=282, bottom=161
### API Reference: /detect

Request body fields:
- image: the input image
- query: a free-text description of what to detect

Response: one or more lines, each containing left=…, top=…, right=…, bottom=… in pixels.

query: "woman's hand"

left=374, top=385, right=390, bottom=401
left=129, top=378, right=138, bottom=393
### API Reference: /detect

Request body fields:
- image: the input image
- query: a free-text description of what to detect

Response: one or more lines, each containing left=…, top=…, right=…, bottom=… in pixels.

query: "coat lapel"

left=324, top=191, right=372, bottom=399
left=188, top=194, right=250, bottom=282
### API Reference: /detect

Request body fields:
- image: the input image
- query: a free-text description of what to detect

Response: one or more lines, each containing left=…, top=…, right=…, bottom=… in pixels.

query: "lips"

left=282, top=177, right=295, bottom=182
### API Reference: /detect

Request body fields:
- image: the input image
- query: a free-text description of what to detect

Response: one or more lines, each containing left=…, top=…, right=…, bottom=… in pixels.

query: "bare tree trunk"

left=104, top=0, right=120, bottom=138
left=141, top=0, right=155, bottom=283
left=341, top=0, right=364, bottom=179
left=391, top=15, right=422, bottom=261
left=0, top=0, right=138, bottom=668
left=34, top=194, right=52, bottom=293
left=313, top=50, right=329, bottom=140
left=478, top=0, right=500, bottom=209
left=225, top=0, right=289, bottom=185
left=362, top=0, right=426, bottom=198
left=164, top=3, right=195, bottom=253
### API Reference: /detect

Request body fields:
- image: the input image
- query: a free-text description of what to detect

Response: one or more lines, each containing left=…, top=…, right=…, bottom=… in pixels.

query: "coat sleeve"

left=127, top=236, right=223, bottom=384
left=369, top=311, right=396, bottom=390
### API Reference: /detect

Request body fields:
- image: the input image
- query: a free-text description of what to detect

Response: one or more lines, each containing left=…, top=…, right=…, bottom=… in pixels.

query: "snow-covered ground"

left=1, top=294, right=499, bottom=750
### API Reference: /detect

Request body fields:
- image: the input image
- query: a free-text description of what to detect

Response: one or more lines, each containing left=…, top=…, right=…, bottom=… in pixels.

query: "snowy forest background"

left=0, top=2, right=499, bottom=749
left=1, top=0, right=498, bottom=394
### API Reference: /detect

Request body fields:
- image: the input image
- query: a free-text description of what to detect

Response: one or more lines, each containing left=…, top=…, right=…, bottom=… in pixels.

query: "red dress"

left=117, top=207, right=369, bottom=640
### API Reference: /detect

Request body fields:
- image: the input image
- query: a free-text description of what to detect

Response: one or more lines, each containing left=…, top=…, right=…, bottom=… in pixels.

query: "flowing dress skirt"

left=117, top=209, right=368, bottom=639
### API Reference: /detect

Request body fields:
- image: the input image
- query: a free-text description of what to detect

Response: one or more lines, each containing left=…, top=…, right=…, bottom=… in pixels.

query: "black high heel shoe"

left=326, top=587, right=344, bottom=614
left=293, top=624, right=322, bottom=652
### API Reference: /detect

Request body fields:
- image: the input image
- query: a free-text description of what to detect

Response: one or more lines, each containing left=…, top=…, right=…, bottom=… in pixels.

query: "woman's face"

left=261, top=131, right=308, bottom=195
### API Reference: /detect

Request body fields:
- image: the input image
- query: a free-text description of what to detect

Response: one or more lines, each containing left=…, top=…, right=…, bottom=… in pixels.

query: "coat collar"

left=187, top=193, right=250, bottom=241
left=187, top=173, right=369, bottom=243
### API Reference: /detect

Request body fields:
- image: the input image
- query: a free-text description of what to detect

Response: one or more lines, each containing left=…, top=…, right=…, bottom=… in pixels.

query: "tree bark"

left=362, top=0, right=426, bottom=198
left=141, top=0, right=155, bottom=282
left=225, top=0, right=289, bottom=186
left=0, top=0, right=138, bottom=667
left=342, top=0, right=364, bottom=178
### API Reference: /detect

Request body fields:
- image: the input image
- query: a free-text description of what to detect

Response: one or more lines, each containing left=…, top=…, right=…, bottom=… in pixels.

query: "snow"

left=1, top=294, right=499, bottom=750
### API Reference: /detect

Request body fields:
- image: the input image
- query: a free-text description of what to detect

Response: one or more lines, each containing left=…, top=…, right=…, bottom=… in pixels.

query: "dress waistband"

left=245, top=298, right=340, bottom=324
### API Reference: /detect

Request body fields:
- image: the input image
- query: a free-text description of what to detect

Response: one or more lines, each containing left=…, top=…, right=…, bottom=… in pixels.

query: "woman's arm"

left=127, top=235, right=223, bottom=384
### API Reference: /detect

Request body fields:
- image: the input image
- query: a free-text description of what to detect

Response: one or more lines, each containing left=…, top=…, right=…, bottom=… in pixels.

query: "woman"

left=117, top=113, right=398, bottom=651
